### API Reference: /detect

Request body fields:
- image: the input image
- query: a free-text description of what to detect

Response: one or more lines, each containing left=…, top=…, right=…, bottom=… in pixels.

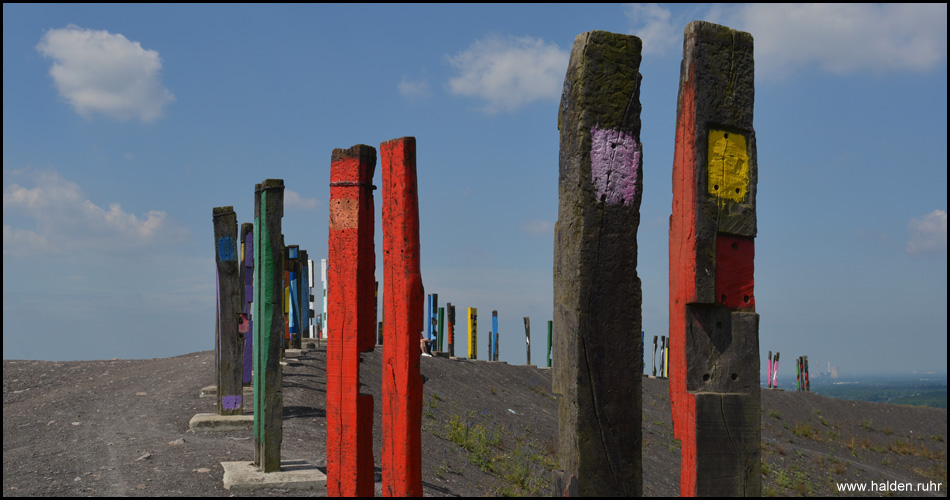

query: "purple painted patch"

left=590, top=126, right=641, bottom=206
left=222, top=395, right=242, bottom=410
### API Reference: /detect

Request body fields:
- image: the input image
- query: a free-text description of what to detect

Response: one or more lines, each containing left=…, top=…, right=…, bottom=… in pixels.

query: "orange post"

left=326, top=145, right=377, bottom=496
left=380, top=137, right=423, bottom=496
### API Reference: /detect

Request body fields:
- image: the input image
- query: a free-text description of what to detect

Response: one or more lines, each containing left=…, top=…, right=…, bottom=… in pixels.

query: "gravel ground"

left=4, top=347, right=946, bottom=496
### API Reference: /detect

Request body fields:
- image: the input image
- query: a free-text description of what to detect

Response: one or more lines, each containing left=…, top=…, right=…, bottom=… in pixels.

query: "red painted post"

left=326, top=145, right=377, bottom=497
left=669, top=21, right=760, bottom=496
left=381, top=137, right=423, bottom=497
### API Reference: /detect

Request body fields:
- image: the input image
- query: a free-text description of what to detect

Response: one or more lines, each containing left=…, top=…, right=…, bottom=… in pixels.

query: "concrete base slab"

left=222, top=459, right=325, bottom=491
left=434, top=351, right=451, bottom=358
left=200, top=385, right=254, bottom=398
left=189, top=413, right=254, bottom=432
left=284, top=349, right=305, bottom=358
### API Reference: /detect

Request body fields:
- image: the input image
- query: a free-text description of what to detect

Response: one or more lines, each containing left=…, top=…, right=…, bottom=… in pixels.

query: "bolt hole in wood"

left=703, top=374, right=710, bottom=382
left=714, top=184, right=719, bottom=190
left=731, top=373, right=738, bottom=381
left=721, top=294, right=727, bottom=303
left=743, top=295, right=750, bottom=303
left=732, top=242, right=738, bottom=251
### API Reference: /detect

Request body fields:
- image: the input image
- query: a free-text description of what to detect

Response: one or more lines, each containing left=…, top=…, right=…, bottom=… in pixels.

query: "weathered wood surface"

left=213, top=206, right=243, bottom=416
left=552, top=30, right=644, bottom=497
left=253, top=180, right=284, bottom=472
left=669, top=20, right=760, bottom=496
left=381, top=136, right=423, bottom=496
left=447, top=303, right=455, bottom=357
left=240, top=222, right=254, bottom=386
left=326, top=145, right=377, bottom=496
left=468, top=308, right=477, bottom=360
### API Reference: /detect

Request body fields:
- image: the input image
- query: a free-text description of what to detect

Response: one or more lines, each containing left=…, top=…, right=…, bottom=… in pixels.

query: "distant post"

left=447, top=303, right=456, bottom=357
left=320, top=259, right=328, bottom=342
left=546, top=321, right=552, bottom=368
left=668, top=21, right=760, bottom=496
left=437, top=307, right=445, bottom=353
left=492, top=311, right=499, bottom=362
left=298, top=249, right=309, bottom=344
left=253, top=180, right=284, bottom=472
left=524, top=317, right=531, bottom=365
left=381, top=136, right=423, bottom=496
left=326, top=145, right=377, bottom=496
left=552, top=30, right=644, bottom=496
left=213, top=206, right=243, bottom=416
left=652, top=335, right=658, bottom=377
left=772, top=352, right=780, bottom=388
left=467, top=307, right=477, bottom=360
left=240, top=222, right=254, bottom=385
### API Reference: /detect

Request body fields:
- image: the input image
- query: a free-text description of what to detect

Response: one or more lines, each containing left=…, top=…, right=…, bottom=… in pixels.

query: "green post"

left=253, top=180, right=284, bottom=472
left=437, top=306, right=445, bottom=352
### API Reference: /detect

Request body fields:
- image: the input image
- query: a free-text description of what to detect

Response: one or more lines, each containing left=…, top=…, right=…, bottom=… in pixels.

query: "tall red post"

left=669, top=21, right=760, bottom=496
left=380, top=137, right=423, bottom=497
left=326, top=145, right=377, bottom=497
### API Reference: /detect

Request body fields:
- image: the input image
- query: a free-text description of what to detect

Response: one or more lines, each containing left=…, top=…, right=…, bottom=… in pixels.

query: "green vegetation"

left=443, top=412, right=555, bottom=496
left=792, top=422, right=821, bottom=441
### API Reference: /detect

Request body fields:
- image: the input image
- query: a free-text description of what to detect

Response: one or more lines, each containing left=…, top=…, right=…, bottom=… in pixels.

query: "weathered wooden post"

left=240, top=222, right=254, bottom=385
left=326, top=145, right=377, bottom=496
left=437, top=306, right=445, bottom=353
left=488, top=326, right=493, bottom=361
left=253, top=180, right=284, bottom=472
left=668, top=20, right=760, bottom=496
left=552, top=30, right=644, bottom=496
left=767, top=351, right=772, bottom=388
left=427, top=293, right=438, bottom=345
left=214, top=206, right=243, bottom=416
left=523, top=317, right=531, bottom=365
left=546, top=320, right=552, bottom=368
left=298, top=249, right=309, bottom=345
left=381, top=136, right=424, bottom=496
left=447, top=303, right=456, bottom=357
left=286, top=245, right=301, bottom=350
left=321, top=258, right=328, bottom=342
left=772, top=352, right=779, bottom=389
left=467, top=307, right=477, bottom=360
left=652, top=335, right=658, bottom=377
left=492, top=311, right=499, bottom=362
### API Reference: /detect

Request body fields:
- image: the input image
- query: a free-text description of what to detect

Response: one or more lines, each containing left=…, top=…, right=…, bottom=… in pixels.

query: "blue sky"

left=3, top=4, right=946, bottom=378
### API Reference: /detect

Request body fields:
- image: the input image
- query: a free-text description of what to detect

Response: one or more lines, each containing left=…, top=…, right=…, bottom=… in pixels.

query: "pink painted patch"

left=591, top=126, right=641, bottom=206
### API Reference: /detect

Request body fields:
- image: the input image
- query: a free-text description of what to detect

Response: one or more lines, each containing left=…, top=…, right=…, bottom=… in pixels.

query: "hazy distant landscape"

left=773, top=375, right=949, bottom=410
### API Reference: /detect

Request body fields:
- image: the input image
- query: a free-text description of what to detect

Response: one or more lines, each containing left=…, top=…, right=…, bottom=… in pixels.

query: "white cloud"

left=710, top=4, right=947, bottom=79
left=284, top=189, right=319, bottom=211
left=3, top=169, right=186, bottom=256
left=36, top=25, right=175, bottom=121
left=625, top=4, right=682, bottom=56
left=398, top=75, right=430, bottom=99
left=520, top=218, right=553, bottom=235
left=906, top=209, right=947, bottom=256
left=447, top=35, right=569, bottom=113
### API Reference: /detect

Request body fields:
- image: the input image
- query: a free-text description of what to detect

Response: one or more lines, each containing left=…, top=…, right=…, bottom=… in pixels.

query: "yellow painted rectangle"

left=708, top=129, right=749, bottom=202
